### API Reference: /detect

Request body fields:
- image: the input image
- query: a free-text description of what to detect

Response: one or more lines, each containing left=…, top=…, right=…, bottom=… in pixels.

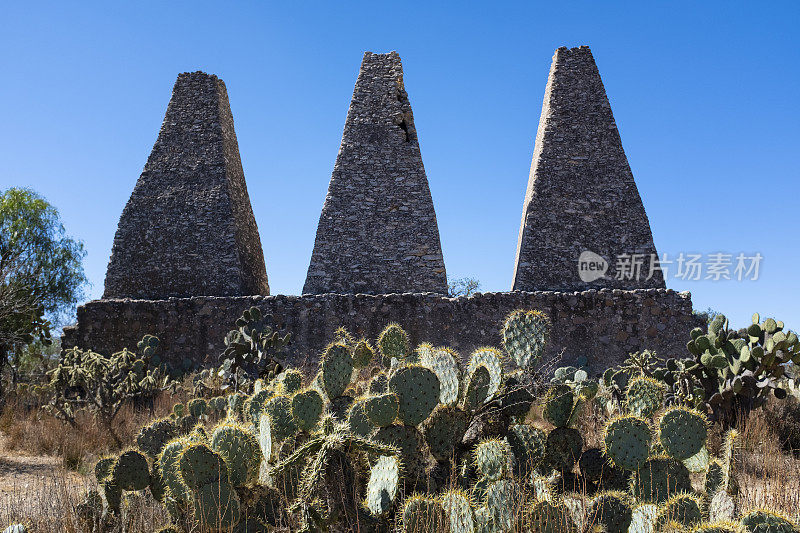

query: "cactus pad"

left=632, top=456, right=692, bottom=503
left=440, top=489, right=475, bottom=533
left=191, top=479, right=241, bottom=530
left=466, top=348, right=503, bottom=400
left=210, top=423, right=261, bottom=487
left=705, top=459, right=724, bottom=495
left=501, top=309, right=551, bottom=369
left=545, top=427, right=584, bottom=473
left=280, top=369, right=303, bottom=394
left=364, top=392, right=400, bottom=428
left=378, top=323, right=410, bottom=363
left=741, top=510, right=798, bottom=533
left=543, top=383, right=574, bottom=428
left=187, top=398, right=207, bottom=418
left=178, top=442, right=227, bottom=491
left=365, top=455, right=401, bottom=516
left=374, top=424, right=426, bottom=480
left=658, top=407, right=707, bottom=461
left=421, top=405, right=469, bottom=462
left=588, top=491, right=634, bottom=533
left=263, top=395, right=297, bottom=443
left=603, top=415, right=652, bottom=471
left=526, top=499, right=575, bottom=533
left=388, top=364, right=441, bottom=426
left=419, top=346, right=461, bottom=406
left=475, top=438, right=511, bottom=481
left=401, top=494, right=447, bottom=532
left=352, top=339, right=375, bottom=368
left=321, top=342, right=354, bottom=399
left=463, top=364, right=491, bottom=412
left=291, top=388, right=324, bottom=431
left=507, top=424, right=547, bottom=476
left=347, top=398, right=374, bottom=438
left=656, top=493, right=703, bottom=529
left=626, top=376, right=666, bottom=418
left=112, top=449, right=150, bottom=491
left=136, top=418, right=178, bottom=459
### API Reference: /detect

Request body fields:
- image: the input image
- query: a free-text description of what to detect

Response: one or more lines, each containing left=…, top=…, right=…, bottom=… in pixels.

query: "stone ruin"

left=62, top=46, right=702, bottom=371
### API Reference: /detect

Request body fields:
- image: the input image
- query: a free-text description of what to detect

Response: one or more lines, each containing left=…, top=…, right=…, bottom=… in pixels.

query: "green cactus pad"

left=94, top=456, right=115, bottom=483
left=462, top=364, right=491, bottom=412
left=474, top=438, right=510, bottom=481
left=263, top=395, right=297, bottom=443
left=658, top=407, right=708, bottom=460
left=158, top=437, right=195, bottom=504
left=525, top=499, right=575, bottom=533
left=466, top=348, right=503, bottom=400
left=347, top=398, right=374, bottom=438
left=191, top=479, right=241, bottom=530
left=741, top=510, right=798, bottom=533
left=388, top=364, right=441, bottom=426
left=112, top=449, right=151, bottom=491
left=420, top=405, right=469, bottom=462
left=368, top=372, right=389, bottom=394
left=374, top=424, right=426, bottom=479
left=482, top=479, right=521, bottom=532
left=257, top=412, right=273, bottom=462
left=545, top=426, right=584, bottom=473
left=626, top=376, right=666, bottom=418
left=364, top=392, right=400, bottom=427
left=603, top=415, right=652, bottom=471
left=691, top=521, right=746, bottom=533
left=210, top=423, right=261, bottom=487
left=321, top=342, right=353, bottom=399
left=188, top=398, right=207, bottom=418
left=178, top=442, right=227, bottom=491
left=705, top=459, right=724, bottom=495
left=632, top=456, right=692, bottom=503
left=280, top=368, right=303, bottom=394
left=247, top=389, right=273, bottom=425
left=352, top=339, right=375, bottom=368
left=364, top=455, right=401, bottom=516
left=506, top=424, right=547, bottom=476
left=440, top=489, right=475, bottom=533
left=378, top=323, right=410, bottom=363
left=227, top=393, right=245, bottom=415
left=401, top=494, right=447, bottom=532
left=501, top=309, right=551, bottom=369
left=588, top=491, right=634, bottom=533
left=419, top=346, right=462, bottom=406
left=137, top=418, right=178, bottom=459
left=656, top=493, right=703, bottom=529
left=291, top=388, right=324, bottom=431
left=543, top=383, right=575, bottom=428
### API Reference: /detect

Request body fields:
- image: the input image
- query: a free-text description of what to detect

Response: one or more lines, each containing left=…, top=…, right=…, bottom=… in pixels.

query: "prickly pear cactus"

left=401, top=494, right=447, bottom=532
left=693, top=521, right=747, bottom=533
left=658, top=407, right=708, bottom=460
left=137, top=418, right=178, bottom=459
left=374, top=424, right=426, bottom=480
left=321, top=343, right=353, bottom=399
left=421, top=405, right=469, bottom=462
left=655, top=493, right=703, bottom=529
left=475, top=438, right=511, bottom=481
left=705, top=459, right=725, bottom=495
left=262, top=395, right=297, bottom=443
left=352, top=339, right=375, bottom=368
left=543, top=383, right=574, bottom=428
left=280, top=368, right=303, bottom=394
left=526, top=499, right=575, bottom=533
left=631, top=455, right=692, bottom=503
left=467, top=348, right=503, bottom=400
left=365, top=455, right=401, bottom=516
left=481, top=479, right=521, bottom=532
left=463, top=364, right=491, bottom=412
left=388, top=364, right=440, bottom=426
left=364, top=392, right=399, bottom=428
left=419, top=346, right=461, bottom=406
left=440, top=489, right=475, bottom=533
left=545, top=427, right=584, bottom=473
left=378, top=323, right=411, bottom=364
left=501, top=309, right=551, bottom=369
left=112, top=449, right=150, bottom=491
left=178, top=442, right=226, bottom=491
left=210, top=423, right=261, bottom=487
left=588, top=491, right=634, bottom=533
left=347, top=398, right=373, bottom=438
left=506, top=424, right=546, bottom=477
left=740, top=510, right=798, bottom=533
left=291, top=388, right=324, bottom=431
left=626, top=376, right=666, bottom=418
left=188, top=398, right=207, bottom=418
left=603, top=415, right=652, bottom=471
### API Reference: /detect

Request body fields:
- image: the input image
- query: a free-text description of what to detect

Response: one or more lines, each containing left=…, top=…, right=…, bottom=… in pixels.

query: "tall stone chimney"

left=303, top=52, right=447, bottom=295
left=103, top=72, right=269, bottom=299
left=513, top=46, right=664, bottom=291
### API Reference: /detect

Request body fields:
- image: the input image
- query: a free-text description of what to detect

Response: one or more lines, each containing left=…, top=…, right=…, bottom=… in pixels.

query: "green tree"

left=0, top=188, right=86, bottom=391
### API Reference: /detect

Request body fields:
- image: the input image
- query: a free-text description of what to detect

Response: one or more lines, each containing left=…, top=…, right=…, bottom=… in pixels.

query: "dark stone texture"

left=103, top=71, right=269, bottom=299
left=514, top=46, right=664, bottom=291
left=303, top=52, right=447, bottom=295
left=62, top=289, right=702, bottom=373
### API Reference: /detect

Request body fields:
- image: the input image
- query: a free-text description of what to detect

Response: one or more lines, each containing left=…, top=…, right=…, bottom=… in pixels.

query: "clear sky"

left=2, top=1, right=798, bottom=330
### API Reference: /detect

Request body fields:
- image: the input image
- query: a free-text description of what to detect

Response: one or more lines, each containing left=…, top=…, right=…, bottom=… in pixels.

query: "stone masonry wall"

left=62, top=289, right=703, bottom=374
left=513, top=46, right=664, bottom=292
left=103, top=72, right=269, bottom=299
left=303, top=52, right=448, bottom=295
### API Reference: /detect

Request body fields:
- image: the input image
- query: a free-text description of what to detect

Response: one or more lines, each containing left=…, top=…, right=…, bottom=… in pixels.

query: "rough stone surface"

left=103, top=71, right=269, bottom=299
left=514, top=46, right=664, bottom=291
left=303, top=51, right=447, bottom=295
left=62, top=289, right=702, bottom=372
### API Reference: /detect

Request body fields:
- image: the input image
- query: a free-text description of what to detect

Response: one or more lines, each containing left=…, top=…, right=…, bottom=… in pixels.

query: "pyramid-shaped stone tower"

left=513, top=46, right=665, bottom=292
left=303, top=52, right=447, bottom=295
left=103, top=72, right=269, bottom=299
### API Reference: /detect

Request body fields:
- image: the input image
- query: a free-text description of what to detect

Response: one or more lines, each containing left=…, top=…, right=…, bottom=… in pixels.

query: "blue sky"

left=1, top=1, right=798, bottom=329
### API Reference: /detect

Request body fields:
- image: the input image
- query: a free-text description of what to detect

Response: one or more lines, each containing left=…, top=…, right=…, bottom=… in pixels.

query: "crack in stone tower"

left=303, top=51, right=448, bottom=295
left=103, top=71, right=269, bottom=299
left=513, top=46, right=665, bottom=292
